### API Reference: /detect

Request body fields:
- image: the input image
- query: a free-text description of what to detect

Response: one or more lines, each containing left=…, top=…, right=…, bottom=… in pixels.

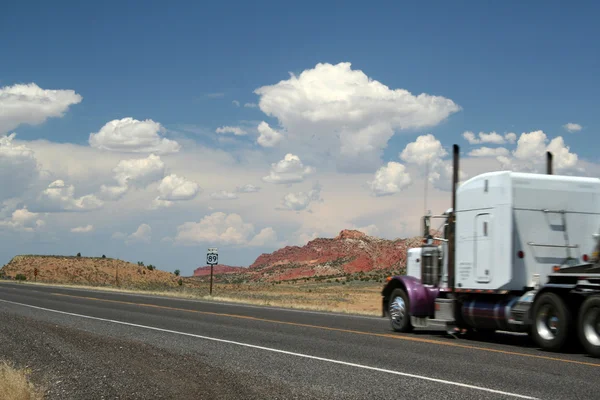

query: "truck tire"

left=389, top=288, right=413, bottom=333
left=531, top=292, right=572, bottom=352
left=577, top=295, right=600, bottom=358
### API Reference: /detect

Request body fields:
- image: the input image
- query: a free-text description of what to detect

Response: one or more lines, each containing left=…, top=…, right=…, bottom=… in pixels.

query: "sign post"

left=33, top=268, right=38, bottom=282
left=206, top=247, right=218, bottom=296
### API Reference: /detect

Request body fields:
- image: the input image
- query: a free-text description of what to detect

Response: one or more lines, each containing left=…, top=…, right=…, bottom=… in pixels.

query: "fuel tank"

left=460, top=297, right=519, bottom=331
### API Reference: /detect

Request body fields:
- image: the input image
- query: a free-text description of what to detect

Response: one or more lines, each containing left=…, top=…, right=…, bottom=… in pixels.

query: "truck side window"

left=483, top=221, right=488, bottom=236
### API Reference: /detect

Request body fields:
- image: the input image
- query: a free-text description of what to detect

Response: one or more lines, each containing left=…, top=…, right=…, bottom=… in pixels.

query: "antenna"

left=424, top=159, right=430, bottom=215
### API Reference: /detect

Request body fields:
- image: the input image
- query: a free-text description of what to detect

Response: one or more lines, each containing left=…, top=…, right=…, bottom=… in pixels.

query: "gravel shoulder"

left=0, top=310, right=310, bottom=400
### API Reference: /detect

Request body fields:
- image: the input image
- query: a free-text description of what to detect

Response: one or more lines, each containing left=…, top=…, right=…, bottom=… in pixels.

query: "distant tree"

left=102, top=254, right=106, bottom=258
left=76, top=252, right=81, bottom=257
left=146, top=264, right=155, bottom=271
left=174, top=269, right=180, bottom=277
left=138, top=261, right=144, bottom=266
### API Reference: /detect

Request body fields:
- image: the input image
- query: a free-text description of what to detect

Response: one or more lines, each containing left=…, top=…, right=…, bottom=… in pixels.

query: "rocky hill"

left=0, top=255, right=181, bottom=289
left=193, top=265, right=246, bottom=276
left=193, top=229, right=437, bottom=283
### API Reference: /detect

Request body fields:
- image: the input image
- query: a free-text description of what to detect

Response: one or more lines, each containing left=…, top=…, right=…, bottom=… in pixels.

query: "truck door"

left=475, top=213, right=492, bottom=283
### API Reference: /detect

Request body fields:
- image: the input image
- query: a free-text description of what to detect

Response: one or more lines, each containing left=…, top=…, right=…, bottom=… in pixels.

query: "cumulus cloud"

left=99, top=154, right=166, bottom=200
left=216, top=126, right=247, bottom=136
left=253, top=62, right=461, bottom=171
left=0, top=133, right=41, bottom=201
left=126, top=223, right=152, bottom=244
left=210, top=190, right=239, bottom=200
left=248, top=227, right=278, bottom=246
left=278, top=183, right=322, bottom=211
left=368, top=162, right=412, bottom=196
left=563, top=122, right=582, bottom=133
left=398, top=134, right=467, bottom=192
left=463, top=131, right=516, bottom=145
left=235, top=184, right=260, bottom=193
left=262, top=153, right=314, bottom=184
left=399, top=134, right=447, bottom=166
left=0, top=207, right=45, bottom=232
left=509, top=130, right=578, bottom=172
left=38, top=180, right=103, bottom=212
left=89, top=117, right=180, bottom=154
left=256, top=121, right=283, bottom=147
left=468, top=147, right=510, bottom=157
left=173, top=212, right=276, bottom=247
left=71, top=224, right=94, bottom=233
left=0, top=82, right=82, bottom=135
left=157, top=174, right=201, bottom=201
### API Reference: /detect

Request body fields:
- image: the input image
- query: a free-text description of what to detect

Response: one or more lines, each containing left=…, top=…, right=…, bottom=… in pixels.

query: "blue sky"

left=1, top=1, right=598, bottom=274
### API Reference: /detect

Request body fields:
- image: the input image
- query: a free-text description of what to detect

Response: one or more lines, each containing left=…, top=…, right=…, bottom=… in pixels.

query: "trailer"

left=381, top=145, right=600, bottom=357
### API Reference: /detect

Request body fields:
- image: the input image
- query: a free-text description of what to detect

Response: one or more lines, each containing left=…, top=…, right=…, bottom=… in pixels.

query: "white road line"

left=0, top=298, right=538, bottom=400
left=0, top=282, right=381, bottom=320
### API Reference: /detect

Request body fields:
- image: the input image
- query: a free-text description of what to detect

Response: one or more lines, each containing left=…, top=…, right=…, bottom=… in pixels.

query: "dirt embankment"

left=0, top=255, right=180, bottom=289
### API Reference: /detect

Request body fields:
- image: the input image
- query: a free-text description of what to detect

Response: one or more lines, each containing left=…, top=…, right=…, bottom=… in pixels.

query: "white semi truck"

left=381, top=144, right=600, bottom=357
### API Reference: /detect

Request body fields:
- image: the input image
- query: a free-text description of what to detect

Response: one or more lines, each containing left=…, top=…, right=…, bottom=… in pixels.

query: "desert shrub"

left=15, top=274, right=26, bottom=281
left=178, top=279, right=183, bottom=286
left=102, top=254, right=106, bottom=258
left=76, top=252, right=81, bottom=257
left=174, top=269, right=180, bottom=276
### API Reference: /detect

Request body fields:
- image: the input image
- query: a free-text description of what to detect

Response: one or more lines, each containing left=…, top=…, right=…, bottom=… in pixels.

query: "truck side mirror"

left=443, top=223, right=449, bottom=239
left=422, top=216, right=430, bottom=237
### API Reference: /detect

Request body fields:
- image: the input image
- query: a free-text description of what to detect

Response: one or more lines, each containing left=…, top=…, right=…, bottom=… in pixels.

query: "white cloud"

left=248, top=227, right=278, bottom=246
left=399, top=134, right=467, bottom=192
left=262, top=153, right=314, bottom=184
left=173, top=212, right=276, bottom=247
left=126, top=223, right=151, bottom=244
left=38, top=180, right=103, bottom=212
left=468, top=147, right=510, bottom=157
left=256, top=121, right=283, bottom=147
left=210, top=190, right=239, bottom=200
left=0, top=82, right=82, bottom=135
left=71, top=224, right=94, bottom=233
left=399, top=134, right=447, bottom=166
left=0, top=133, right=41, bottom=201
left=278, top=183, right=322, bottom=211
left=232, top=100, right=240, bottom=107
left=563, top=122, right=582, bottom=133
left=157, top=174, right=201, bottom=201
left=462, top=131, right=516, bottom=145
left=368, top=162, right=412, bottom=196
left=89, top=117, right=180, bottom=154
left=0, top=207, right=45, bottom=232
left=99, top=154, right=166, bottom=200
left=114, top=154, right=165, bottom=187
left=253, top=62, right=461, bottom=171
left=216, top=126, right=247, bottom=136
left=235, top=184, right=260, bottom=193
left=244, top=103, right=258, bottom=108
left=497, top=130, right=579, bottom=173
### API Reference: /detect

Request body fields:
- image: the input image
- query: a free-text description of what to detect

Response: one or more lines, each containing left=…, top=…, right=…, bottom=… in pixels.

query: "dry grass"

left=0, top=361, right=44, bottom=400
left=1, top=279, right=384, bottom=316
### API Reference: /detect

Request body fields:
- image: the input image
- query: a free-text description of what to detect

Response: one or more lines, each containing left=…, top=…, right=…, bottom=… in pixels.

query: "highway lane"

left=0, top=282, right=599, bottom=399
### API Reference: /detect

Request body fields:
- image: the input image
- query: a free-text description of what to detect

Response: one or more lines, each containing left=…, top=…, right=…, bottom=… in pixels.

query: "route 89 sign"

left=206, top=248, right=218, bottom=265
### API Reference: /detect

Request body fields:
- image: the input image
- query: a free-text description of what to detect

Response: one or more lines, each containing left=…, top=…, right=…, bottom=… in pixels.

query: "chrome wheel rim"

left=536, top=304, right=560, bottom=341
left=390, top=296, right=406, bottom=328
left=583, top=306, right=600, bottom=347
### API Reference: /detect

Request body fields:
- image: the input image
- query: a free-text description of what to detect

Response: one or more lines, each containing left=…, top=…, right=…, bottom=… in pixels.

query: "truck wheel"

left=578, top=296, right=600, bottom=358
left=389, top=288, right=413, bottom=333
left=531, top=292, right=572, bottom=352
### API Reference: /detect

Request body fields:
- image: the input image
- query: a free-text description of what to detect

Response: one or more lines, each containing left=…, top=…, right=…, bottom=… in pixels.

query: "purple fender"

left=381, top=276, right=439, bottom=317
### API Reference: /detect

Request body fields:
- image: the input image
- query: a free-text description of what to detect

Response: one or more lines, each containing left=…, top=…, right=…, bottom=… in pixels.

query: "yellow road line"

left=50, top=292, right=600, bottom=368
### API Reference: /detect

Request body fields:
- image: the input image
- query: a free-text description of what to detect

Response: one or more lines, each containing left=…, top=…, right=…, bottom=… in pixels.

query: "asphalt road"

left=0, top=282, right=598, bottom=400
